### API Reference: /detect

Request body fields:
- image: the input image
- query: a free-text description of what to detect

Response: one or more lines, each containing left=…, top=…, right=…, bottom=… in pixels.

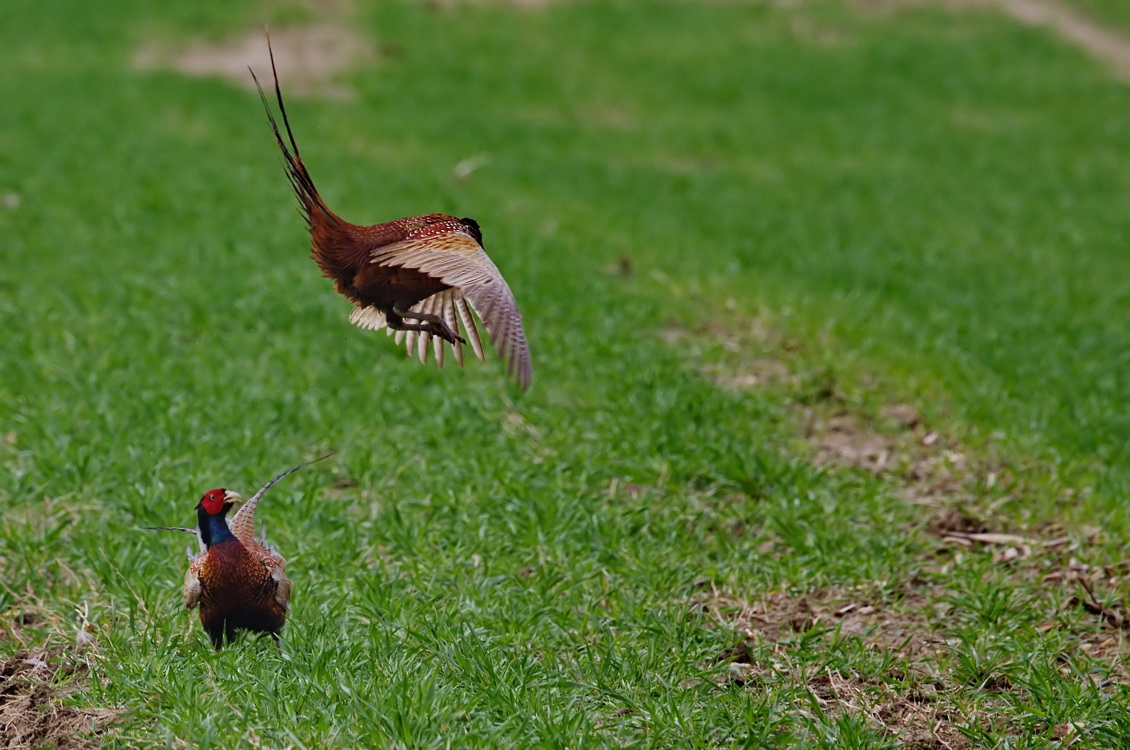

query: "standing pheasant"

left=152, top=457, right=328, bottom=649
left=250, top=38, right=531, bottom=389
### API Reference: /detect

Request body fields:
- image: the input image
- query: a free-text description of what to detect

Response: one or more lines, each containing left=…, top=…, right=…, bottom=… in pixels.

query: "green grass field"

left=3, top=0, right=1130, bottom=746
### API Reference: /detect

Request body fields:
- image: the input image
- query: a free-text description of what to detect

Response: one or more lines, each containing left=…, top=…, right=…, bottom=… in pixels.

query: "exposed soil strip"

left=977, top=0, right=1130, bottom=79
left=134, top=25, right=375, bottom=97
left=0, top=649, right=117, bottom=748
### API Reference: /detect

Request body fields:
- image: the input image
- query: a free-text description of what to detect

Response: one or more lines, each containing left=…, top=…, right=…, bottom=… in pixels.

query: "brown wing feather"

left=245, top=540, right=292, bottom=611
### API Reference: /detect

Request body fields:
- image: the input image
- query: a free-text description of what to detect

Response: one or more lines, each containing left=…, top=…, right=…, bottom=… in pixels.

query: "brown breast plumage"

left=194, top=539, right=289, bottom=649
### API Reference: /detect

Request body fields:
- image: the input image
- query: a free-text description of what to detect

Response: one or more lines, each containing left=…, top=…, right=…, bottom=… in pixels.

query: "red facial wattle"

left=200, top=489, right=227, bottom=516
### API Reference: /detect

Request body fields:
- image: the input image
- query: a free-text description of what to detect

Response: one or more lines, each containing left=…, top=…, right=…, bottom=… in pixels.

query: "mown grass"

left=2, top=0, right=1129, bottom=746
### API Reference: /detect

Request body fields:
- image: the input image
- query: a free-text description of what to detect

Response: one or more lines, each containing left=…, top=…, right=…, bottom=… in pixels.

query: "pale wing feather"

left=369, top=234, right=529, bottom=387
left=348, top=305, right=386, bottom=332
left=455, top=297, right=485, bottom=362
left=348, top=303, right=434, bottom=358
left=412, top=289, right=478, bottom=365
left=346, top=291, right=486, bottom=370
left=424, top=290, right=456, bottom=367
left=424, top=294, right=443, bottom=366
left=273, top=567, right=293, bottom=611
left=442, top=290, right=462, bottom=367
left=464, top=280, right=532, bottom=389
left=405, top=327, right=417, bottom=358
left=184, top=558, right=203, bottom=610
left=416, top=295, right=434, bottom=365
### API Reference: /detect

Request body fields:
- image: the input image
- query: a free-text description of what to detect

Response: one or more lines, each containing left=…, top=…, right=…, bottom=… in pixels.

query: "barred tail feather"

left=249, top=33, right=336, bottom=229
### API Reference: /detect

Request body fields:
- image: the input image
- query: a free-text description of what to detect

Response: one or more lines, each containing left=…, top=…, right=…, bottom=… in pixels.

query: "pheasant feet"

left=390, top=306, right=467, bottom=346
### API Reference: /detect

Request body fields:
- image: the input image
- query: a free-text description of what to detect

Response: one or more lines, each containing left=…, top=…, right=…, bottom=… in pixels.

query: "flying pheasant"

left=250, top=38, right=531, bottom=389
left=152, top=456, right=329, bottom=649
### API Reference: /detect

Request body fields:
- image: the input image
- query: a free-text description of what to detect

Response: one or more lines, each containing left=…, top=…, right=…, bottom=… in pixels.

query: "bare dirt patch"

left=805, top=408, right=963, bottom=493
left=0, top=649, right=117, bottom=748
left=698, top=585, right=943, bottom=659
left=662, top=317, right=983, bottom=510
left=692, top=563, right=1130, bottom=740
left=695, top=585, right=982, bottom=746
left=660, top=316, right=800, bottom=393
left=694, top=578, right=1130, bottom=745
left=134, top=25, right=376, bottom=98
left=154, top=0, right=1130, bottom=88
left=0, top=606, right=118, bottom=748
left=975, top=0, right=1130, bottom=79
left=807, top=671, right=972, bottom=750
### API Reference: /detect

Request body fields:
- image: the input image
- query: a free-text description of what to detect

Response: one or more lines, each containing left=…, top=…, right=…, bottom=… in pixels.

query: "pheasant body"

left=321, top=214, right=470, bottom=317
left=155, top=459, right=327, bottom=649
left=184, top=499, right=291, bottom=650
left=251, top=40, right=531, bottom=389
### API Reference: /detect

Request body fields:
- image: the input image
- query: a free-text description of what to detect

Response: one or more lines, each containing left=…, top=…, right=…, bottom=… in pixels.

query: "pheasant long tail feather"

left=249, top=34, right=336, bottom=230
left=229, top=453, right=335, bottom=545
left=149, top=526, right=206, bottom=556
left=148, top=525, right=198, bottom=534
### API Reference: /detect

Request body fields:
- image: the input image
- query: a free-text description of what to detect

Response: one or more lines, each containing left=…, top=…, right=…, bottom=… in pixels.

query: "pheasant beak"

left=223, top=490, right=243, bottom=509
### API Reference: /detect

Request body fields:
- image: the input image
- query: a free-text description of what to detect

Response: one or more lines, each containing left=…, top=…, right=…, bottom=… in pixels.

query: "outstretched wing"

left=363, top=231, right=531, bottom=389
left=229, top=454, right=334, bottom=547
